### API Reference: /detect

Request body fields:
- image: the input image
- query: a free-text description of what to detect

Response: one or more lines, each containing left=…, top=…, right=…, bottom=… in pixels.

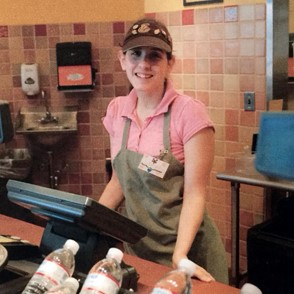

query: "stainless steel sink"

left=15, top=106, right=78, bottom=147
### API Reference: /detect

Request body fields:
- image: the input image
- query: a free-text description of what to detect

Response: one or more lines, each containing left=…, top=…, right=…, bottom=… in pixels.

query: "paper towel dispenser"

left=56, top=42, right=96, bottom=92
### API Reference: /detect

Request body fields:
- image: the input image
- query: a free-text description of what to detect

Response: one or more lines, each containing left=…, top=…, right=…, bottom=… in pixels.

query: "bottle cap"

left=63, top=277, right=80, bottom=291
left=106, top=247, right=124, bottom=264
left=240, top=283, right=262, bottom=294
left=64, top=239, right=79, bottom=255
left=177, top=259, right=197, bottom=277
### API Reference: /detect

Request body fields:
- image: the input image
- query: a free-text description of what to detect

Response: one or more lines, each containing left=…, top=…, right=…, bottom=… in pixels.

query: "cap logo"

left=130, top=22, right=171, bottom=44
left=135, top=23, right=150, bottom=34
left=122, top=19, right=173, bottom=53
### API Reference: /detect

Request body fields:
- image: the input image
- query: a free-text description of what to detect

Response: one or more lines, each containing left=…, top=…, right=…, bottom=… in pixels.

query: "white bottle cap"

left=240, top=283, right=262, bottom=294
left=63, top=277, right=80, bottom=291
left=177, top=259, right=197, bottom=277
left=64, top=239, right=79, bottom=255
left=106, top=247, right=124, bottom=264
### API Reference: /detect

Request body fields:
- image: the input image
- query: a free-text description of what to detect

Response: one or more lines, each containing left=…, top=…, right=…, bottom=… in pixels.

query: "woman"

left=100, top=18, right=228, bottom=284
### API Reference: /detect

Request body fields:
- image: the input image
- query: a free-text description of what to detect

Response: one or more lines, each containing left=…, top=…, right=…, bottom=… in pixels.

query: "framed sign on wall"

left=183, top=0, right=223, bottom=6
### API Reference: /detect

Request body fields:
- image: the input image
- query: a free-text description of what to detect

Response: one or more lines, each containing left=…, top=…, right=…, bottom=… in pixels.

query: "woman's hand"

left=172, top=255, right=215, bottom=283
left=193, top=264, right=215, bottom=282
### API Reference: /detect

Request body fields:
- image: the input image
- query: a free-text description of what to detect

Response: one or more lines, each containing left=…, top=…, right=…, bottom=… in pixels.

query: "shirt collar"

left=121, top=80, right=178, bottom=119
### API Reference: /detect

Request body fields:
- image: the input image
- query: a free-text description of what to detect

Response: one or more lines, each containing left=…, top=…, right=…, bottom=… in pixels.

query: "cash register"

left=1, top=179, right=148, bottom=293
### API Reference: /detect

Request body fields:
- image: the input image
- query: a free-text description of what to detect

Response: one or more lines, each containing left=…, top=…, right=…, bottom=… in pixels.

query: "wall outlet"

left=244, top=92, right=255, bottom=111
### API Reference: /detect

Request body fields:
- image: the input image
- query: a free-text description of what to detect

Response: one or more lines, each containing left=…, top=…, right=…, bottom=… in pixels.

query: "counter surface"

left=0, top=214, right=238, bottom=293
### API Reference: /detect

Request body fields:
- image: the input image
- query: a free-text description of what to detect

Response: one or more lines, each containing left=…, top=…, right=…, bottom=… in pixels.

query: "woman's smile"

left=135, top=72, right=153, bottom=79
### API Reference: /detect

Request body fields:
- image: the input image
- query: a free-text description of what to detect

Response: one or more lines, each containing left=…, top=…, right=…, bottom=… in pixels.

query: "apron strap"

left=121, top=118, right=131, bottom=149
left=163, top=110, right=171, bottom=150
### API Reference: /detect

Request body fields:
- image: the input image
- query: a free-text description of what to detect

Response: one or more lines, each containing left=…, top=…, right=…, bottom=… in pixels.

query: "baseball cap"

left=122, top=18, right=173, bottom=53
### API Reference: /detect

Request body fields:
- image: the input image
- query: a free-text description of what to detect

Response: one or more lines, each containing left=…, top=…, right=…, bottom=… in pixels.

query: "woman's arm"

left=172, top=127, right=215, bottom=282
left=99, top=169, right=125, bottom=210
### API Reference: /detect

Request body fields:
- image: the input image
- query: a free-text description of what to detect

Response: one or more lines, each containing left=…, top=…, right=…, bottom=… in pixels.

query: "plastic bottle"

left=240, top=283, right=262, bottom=294
left=79, top=247, right=124, bottom=294
left=45, top=277, right=80, bottom=294
left=151, top=259, right=197, bottom=294
left=22, top=239, right=80, bottom=294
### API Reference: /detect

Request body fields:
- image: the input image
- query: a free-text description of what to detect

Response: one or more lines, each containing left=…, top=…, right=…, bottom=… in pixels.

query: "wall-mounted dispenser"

left=56, top=42, right=96, bottom=92
left=21, top=63, right=40, bottom=96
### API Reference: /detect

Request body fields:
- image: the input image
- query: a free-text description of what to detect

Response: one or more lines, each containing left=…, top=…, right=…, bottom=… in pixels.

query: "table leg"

left=231, top=181, right=240, bottom=287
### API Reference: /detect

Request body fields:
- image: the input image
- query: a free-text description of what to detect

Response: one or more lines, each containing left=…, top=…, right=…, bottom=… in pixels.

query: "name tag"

left=138, top=155, right=169, bottom=178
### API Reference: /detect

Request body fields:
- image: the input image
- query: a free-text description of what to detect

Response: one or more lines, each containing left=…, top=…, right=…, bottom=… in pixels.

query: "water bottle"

left=151, top=259, right=197, bottom=294
left=79, top=247, right=124, bottom=294
left=240, top=283, right=262, bottom=294
left=22, top=239, right=80, bottom=294
left=45, top=277, right=80, bottom=294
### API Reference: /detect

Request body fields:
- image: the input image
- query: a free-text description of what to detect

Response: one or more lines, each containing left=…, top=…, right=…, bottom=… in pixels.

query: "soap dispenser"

left=21, top=63, right=40, bottom=96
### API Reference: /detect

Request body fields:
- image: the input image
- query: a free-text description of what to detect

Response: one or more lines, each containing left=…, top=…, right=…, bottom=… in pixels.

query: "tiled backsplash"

left=0, top=3, right=266, bottom=271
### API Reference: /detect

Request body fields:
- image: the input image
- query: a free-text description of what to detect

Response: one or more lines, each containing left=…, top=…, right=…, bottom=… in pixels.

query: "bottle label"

left=151, top=288, right=173, bottom=294
left=35, top=258, right=70, bottom=286
left=82, top=272, right=119, bottom=293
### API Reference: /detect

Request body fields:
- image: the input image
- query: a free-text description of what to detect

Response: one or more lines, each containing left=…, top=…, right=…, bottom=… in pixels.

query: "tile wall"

left=0, top=3, right=266, bottom=271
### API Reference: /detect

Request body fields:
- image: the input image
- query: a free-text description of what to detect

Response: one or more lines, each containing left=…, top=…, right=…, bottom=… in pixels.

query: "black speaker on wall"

left=56, top=42, right=96, bottom=92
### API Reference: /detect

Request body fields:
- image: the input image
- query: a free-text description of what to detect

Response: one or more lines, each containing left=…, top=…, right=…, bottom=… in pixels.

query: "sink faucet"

left=40, top=90, right=58, bottom=124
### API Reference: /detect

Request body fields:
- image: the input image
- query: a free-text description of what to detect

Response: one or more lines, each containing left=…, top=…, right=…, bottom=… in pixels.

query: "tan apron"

left=113, top=110, right=228, bottom=284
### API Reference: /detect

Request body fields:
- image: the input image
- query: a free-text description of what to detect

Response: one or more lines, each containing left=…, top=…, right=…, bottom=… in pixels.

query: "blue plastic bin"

left=254, top=111, right=294, bottom=181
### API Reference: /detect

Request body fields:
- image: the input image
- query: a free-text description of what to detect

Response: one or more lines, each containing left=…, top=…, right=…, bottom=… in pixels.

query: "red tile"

left=113, top=22, right=125, bottom=34
left=93, top=173, right=105, bottom=184
left=78, top=124, right=90, bottom=136
left=102, top=73, right=114, bottom=85
left=35, top=24, right=47, bottom=36
left=12, top=76, right=21, bottom=87
left=182, top=9, right=194, bottom=25
left=225, top=125, right=239, bottom=142
left=23, top=37, right=35, bottom=49
left=81, top=185, right=93, bottom=196
left=240, top=210, right=254, bottom=227
left=78, top=111, right=90, bottom=123
left=225, top=109, right=239, bottom=125
left=240, top=111, right=256, bottom=127
left=68, top=173, right=81, bottom=184
left=115, top=85, right=128, bottom=96
left=81, top=173, right=93, bottom=184
left=74, top=23, right=85, bottom=35
left=144, top=13, right=156, bottom=19
left=0, top=26, right=8, bottom=37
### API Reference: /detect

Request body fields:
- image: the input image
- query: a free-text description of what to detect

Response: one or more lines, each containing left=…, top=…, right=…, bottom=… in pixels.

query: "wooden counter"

left=0, top=214, right=238, bottom=293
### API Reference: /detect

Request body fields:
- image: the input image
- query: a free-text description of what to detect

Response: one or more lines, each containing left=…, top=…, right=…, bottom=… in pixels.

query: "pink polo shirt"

left=102, top=81, right=214, bottom=164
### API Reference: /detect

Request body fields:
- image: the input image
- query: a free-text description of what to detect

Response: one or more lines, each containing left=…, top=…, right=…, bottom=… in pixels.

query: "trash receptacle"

left=247, top=198, right=294, bottom=294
